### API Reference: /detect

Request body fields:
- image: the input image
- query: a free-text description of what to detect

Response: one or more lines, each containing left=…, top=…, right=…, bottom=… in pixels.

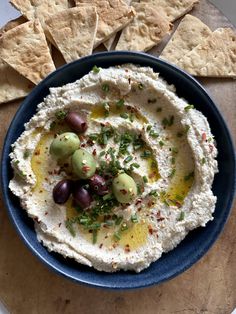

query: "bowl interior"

left=1, top=52, right=235, bottom=289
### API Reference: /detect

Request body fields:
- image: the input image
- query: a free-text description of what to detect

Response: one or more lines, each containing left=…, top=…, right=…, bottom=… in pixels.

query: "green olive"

left=72, top=149, right=96, bottom=179
left=112, top=173, right=137, bottom=204
left=50, top=132, right=80, bottom=160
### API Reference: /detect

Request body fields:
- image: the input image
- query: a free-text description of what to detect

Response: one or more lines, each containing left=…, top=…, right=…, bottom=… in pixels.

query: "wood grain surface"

left=0, top=1, right=235, bottom=313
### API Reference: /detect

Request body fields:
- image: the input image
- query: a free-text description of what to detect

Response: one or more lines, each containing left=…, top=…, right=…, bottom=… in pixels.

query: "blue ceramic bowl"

left=1, top=52, right=235, bottom=289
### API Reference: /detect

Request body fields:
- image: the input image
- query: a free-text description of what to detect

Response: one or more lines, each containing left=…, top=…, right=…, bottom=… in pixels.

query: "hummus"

left=9, top=65, right=218, bottom=272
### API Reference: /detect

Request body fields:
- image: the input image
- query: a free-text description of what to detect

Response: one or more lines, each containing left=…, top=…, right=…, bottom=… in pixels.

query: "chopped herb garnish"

left=178, top=211, right=185, bottom=221
left=92, top=65, right=100, bottom=73
left=140, top=150, right=152, bottom=158
left=159, top=140, right=164, bottom=147
left=156, top=107, right=162, bottom=112
left=124, top=155, right=133, bottom=163
left=65, top=219, right=76, bottom=237
left=168, top=168, right=176, bottom=178
left=184, top=125, right=190, bottom=133
left=143, top=176, right=148, bottom=183
left=92, top=229, right=98, bottom=244
left=171, top=157, right=176, bottom=165
left=148, top=98, right=157, bottom=104
left=146, top=125, right=152, bottom=131
left=120, top=112, right=129, bottom=119
left=116, top=99, right=125, bottom=109
left=89, top=133, right=98, bottom=142
left=99, top=150, right=106, bottom=157
left=171, top=147, right=178, bottom=155
left=114, top=231, right=121, bottom=241
left=121, top=222, right=129, bottom=231
left=175, top=194, right=184, bottom=201
left=102, top=83, right=109, bottom=93
left=201, top=157, right=206, bottom=165
left=115, top=216, right=123, bottom=225
left=149, top=190, right=158, bottom=197
left=162, top=115, right=174, bottom=127
left=149, top=130, right=159, bottom=138
left=50, top=121, right=56, bottom=130
left=137, top=184, right=142, bottom=195
left=103, top=102, right=110, bottom=117
left=55, top=110, right=67, bottom=120
left=131, top=214, right=138, bottom=223
left=130, top=162, right=140, bottom=170
left=184, top=171, right=194, bottom=181
left=184, top=105, right=195, bottom=111
left=23, top=149, right=30, bottom=159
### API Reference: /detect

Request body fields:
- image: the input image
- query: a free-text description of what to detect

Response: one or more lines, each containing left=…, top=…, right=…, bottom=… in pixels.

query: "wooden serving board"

left=0, top=1, right=235, bottom=313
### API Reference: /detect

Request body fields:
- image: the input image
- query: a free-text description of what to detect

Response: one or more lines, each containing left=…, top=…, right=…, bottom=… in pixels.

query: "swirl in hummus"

left=9, top=65, right=218, bottom=272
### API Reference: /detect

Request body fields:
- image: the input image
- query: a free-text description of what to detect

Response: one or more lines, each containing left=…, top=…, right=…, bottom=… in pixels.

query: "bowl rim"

left=1, top=51, right=236, bottom=290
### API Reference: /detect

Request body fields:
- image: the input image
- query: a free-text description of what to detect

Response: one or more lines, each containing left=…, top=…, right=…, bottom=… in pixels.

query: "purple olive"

left=65, top=112, right=88, bottom=133
left=53, top=179, right=72, bottom=204
left=72, top=182, right=92, bottom=209
left=89, top=174, right=109, bottom=196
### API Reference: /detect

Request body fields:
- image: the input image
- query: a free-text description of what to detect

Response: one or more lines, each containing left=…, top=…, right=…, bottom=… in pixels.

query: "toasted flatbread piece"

left=75, top=0, right=135, bottom=47
left=10, top=0, right=69, bottom=42
left=0, top=20, right=56, bottom=84
left=45, top=7, right=98, bottom=63
left=161, top=15, right=212, bottom=64
left=0, top=16, right=33, bottom=104
left=133, top=0, right=199, bottom=22
left=177, top=28, right=236, bottom=77
left=0, top=59, right=33, bottom=104
left=0, top=15, right=27, bottom=36
left=103, top=0, right=132, bottom=50
left=115, top=3, right=172, bottom=52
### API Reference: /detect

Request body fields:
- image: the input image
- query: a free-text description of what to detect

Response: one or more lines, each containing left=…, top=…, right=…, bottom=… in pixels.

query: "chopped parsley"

left=23, top=149, right=30, bottom=159
left=184, top=171, right=194, bottom=181
left=184, top=105, right=195, bottom=111
left=178, top=211, right=185, bottom=221
left=124, top=155, right=133, bottom=163
left=116, top=99, right=125, bottom=109
left=131, top=214, right=138, bottom=223
left=92, top=65, right=100, bottom=73
left=120, top=112, right=128, bottom=119
left=55, top=110, right=67, bottom=120
left=162, top=115, right=175, bottom=127
left=143, top=176, right=148, bottom=183
left=140, top=150, right=152, bottom=158
left=101, top=83, right=109, bottom=93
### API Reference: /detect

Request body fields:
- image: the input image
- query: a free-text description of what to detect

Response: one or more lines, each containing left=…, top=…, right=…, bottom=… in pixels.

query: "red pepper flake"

left=34, top=217, right=40, bottom=224
left=202, top=132, right=207, bottom=141
left=82, top=165, right=90, bottom=172
left=128, top=77, right=131, bottom=84
left=81, top=143, right=86, bottom=148
left=87, top=139, right=94, bottom=146
left=137, top=207, right=142, bottom=212
left=48, top=171, right=53, bottom=175
left=135, top=198, right=142, bottom=206
left=148, top=225, right=153, bottom=235
left=58, top=223, right=62, bottom=227
left=99, top=243, right=103, bottom=249
left=44, top=212, right=48, bottom=216
left=120, top=189, right=127, bottom=195
left=92, top=149, right=97, bottom=156
left=124, top=244, right=130, bottom=253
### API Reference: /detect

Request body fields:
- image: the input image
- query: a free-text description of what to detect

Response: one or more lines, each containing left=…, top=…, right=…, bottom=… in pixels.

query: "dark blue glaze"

left=1, top=52, right=235, bottom=290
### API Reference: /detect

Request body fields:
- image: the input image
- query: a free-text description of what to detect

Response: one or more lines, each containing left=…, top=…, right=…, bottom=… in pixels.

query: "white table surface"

left=0, top=0, right=236, bottom=28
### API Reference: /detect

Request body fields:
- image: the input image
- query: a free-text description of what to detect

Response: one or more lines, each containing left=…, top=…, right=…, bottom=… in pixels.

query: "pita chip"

left=45, top=7, right=98, bottom=63
left=0, top=59, right=33, bottom=104
left=0, top=16, right=33, bottom=104
left=103, top=0, right=132, bottom=51
left=0, top=20, right=56, bottom=85
left=0, top=15, right=27, bottom=36
left=75, top=0, right=135, bottom=47
left=161, top=15, right=212, bottom=64
left=115, top=3, right=172, bottom=52
left=132, top=0, right=199, bottom=22
left=10, top=0, right=69, bottom=42
left=177, top=28, right=236, bottom=78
